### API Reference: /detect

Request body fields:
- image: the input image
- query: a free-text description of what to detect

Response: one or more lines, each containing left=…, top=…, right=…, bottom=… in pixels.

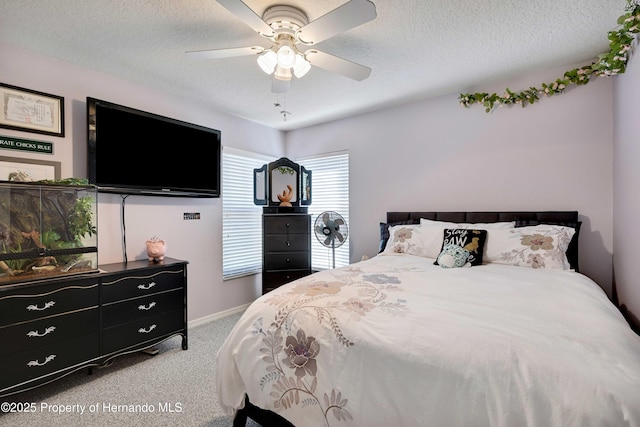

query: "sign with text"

left=0, top=135, right=53, bottom=154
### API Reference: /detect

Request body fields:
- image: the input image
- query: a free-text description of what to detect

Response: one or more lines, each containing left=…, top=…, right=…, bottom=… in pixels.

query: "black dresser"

left=262, top=213, right=312, bottom=294
left=0, top=257, right=187, bottom=397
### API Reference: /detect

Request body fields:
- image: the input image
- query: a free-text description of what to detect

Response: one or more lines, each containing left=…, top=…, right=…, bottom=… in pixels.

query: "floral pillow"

left=378, top=220, right=416, bottom=253
left=485, top=225, right=576, bottom=270
left=382, top=224, right=429, bottom=257
left=435, top=229, right=487, bottom=268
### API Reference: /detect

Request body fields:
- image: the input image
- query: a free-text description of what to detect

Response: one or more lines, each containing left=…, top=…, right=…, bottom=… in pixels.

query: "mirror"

left=253, top=157, right=311, bottom=209
left=271, top=165, right=298, bottom=204
left=253, top=164, right=267, bottom=205
left=268, top=158, right=299, bottom=205
left=301, top=166, right=311, bottom=205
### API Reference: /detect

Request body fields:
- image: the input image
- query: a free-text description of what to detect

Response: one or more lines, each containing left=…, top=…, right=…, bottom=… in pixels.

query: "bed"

left=216, top=211, right=640, bottom=427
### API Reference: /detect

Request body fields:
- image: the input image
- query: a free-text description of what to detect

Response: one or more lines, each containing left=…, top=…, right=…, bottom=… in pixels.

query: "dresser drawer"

left=263, top=271, right=312, bottom=293
left=101, top=266, right=185, bottom=304
left=264, top=251, right=310, bottom=271
left=0, top=333, right=99, bottom=392
left=264, top=233, right=310, bottom=252
left=263, top=215, right=310, bottom=234
left=102, top=288, right=184, bottom=328
left=0, top=278, right=99, bottom=327
left=0, top=308, right=98, bottom=357
left=102, top=309, right=185, bottom=354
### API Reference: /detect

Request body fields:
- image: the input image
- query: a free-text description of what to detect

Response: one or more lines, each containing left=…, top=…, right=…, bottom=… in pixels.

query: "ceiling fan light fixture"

left=293, top=54, right=311, bottom=78
left=274, top=64, right=292, bottom=81
left=276, top=45, right=296, bottom=69
left=257, top=50, right=277, bottom=74
left=197, top=1, right=378, bottom=94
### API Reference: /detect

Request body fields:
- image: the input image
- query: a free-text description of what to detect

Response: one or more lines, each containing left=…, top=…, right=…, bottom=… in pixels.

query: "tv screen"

left=87, top=97, right=221, bottom=198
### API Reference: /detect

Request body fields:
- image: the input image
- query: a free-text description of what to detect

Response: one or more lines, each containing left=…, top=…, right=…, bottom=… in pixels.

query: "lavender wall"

left=613, top=43, right=640, bottom=327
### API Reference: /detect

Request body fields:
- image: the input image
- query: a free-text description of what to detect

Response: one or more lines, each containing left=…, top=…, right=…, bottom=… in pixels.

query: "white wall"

left=286, top=64, right=615, bottom=295
left=0, top=42, right=285, bottom=322
left=613, top=43, right=640, bottom=327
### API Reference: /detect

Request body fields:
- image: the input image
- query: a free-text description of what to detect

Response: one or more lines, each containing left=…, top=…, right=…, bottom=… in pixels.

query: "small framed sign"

left=0, top=83, right=65, bottom=137
left=0, top=156, right=61, bottom=181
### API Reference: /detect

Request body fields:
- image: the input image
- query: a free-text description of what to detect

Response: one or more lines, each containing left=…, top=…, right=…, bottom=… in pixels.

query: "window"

left=297, top=151, right=350, bottom=270
left=222, top=147, right=273, bottom=279
left=223, top=149, right=349, bottom=277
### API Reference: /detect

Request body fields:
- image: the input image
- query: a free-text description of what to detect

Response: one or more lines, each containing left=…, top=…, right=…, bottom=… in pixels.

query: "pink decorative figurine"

left=146, top=237, right=166, bottom=262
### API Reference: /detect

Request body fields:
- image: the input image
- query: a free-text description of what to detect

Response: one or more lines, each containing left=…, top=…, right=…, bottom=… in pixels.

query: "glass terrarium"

left=0, top=180, right=98, bottom=284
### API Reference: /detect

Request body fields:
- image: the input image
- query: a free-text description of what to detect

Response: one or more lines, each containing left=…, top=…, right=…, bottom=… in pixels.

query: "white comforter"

left=217, top=254, right=640, bottom=427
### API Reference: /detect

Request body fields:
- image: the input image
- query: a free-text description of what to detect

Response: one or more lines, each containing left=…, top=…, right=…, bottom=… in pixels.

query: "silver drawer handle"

left=27, top=301, right=55, bottom=311
left=138, top=281, right=156, bottom=290
left=27, top=326, right=56, bottom=338
left=28, top=354, right=56, bottom=367
left=138, top=302, right=156, bottom=311
left=138, top=324, right=157, bottom=334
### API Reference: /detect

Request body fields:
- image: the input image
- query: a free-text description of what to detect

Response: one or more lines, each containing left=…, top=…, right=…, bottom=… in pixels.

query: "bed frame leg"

left=233, top=395, right=295, bottom=427
left=233, top=408, right=248, bottom=427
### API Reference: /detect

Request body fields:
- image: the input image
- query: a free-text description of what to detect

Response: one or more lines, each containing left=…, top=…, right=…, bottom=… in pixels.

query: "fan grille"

left=314, top=211, right=348, bottom=249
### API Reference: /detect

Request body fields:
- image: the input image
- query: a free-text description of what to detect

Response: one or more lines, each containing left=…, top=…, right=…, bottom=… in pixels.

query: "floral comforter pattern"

left=217, top=254, right=640, bottom=427
left=248, top=266, right=408, bottom=425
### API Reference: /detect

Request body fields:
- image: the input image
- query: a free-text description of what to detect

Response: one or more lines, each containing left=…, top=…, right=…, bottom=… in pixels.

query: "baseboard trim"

left=188, top=303, right=251, bottom=328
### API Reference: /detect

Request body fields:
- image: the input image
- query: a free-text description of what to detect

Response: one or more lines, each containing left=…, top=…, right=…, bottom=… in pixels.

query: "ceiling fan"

left=187, top=0, right=377, bottom=93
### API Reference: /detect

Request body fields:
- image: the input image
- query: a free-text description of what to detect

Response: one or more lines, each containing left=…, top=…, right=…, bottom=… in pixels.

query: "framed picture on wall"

left=0, top=156, right=61, bottom=182
left=0, top=83, right=65, bottom=137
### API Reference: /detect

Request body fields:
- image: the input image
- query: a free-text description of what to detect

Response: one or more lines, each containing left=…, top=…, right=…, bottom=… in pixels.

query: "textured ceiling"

left=0, top=0, right=626, bottom=131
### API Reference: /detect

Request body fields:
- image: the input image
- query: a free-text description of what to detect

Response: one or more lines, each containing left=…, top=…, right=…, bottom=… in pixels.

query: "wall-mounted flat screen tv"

left=87, top=97, right=221, bottom=198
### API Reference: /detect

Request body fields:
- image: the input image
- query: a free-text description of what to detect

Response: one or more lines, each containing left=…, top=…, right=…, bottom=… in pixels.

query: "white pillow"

left=420, top=218, right=515, bottom=229
left=413, top=225, right=452, bottom=258
left=485, top=225, right=576, bottom=270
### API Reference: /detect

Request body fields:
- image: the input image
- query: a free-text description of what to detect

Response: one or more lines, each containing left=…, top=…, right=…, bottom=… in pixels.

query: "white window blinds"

left=222, top=147, right=273, bottom=279
left=298, top=151, right=350, bottom=270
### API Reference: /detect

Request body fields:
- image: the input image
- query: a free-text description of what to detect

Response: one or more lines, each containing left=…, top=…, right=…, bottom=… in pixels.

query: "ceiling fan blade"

left=186, top=46, right=265, bottom=59
left=296, top=0, right=376, bottom=45
left=305, top=50, right=371, bottom=81
left=216, top=0, right=275, bottom=38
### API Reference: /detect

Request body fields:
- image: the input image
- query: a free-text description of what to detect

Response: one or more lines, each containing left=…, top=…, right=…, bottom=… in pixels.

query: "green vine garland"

left=459, top=0, right=640, bottom=112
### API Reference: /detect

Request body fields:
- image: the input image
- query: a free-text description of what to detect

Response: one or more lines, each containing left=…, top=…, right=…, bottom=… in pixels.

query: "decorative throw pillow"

left=382, top=223, right=428, bottom=257
left=379, top=220, right=416, bottom=253
left=434, top=229, right=487, bottom=268
left=387, top=224, right=458, bottom=258
left=485, top=225, right=576, bottom=270
left=514, top=218, right=582, bottom=272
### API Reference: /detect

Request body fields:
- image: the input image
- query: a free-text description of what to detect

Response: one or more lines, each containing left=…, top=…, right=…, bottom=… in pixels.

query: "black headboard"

left=386, top=211, right=581, bottom=272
